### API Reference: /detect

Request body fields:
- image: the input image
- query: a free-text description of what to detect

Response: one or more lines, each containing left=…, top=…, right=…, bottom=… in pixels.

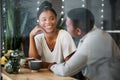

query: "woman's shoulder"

left=59, top=29, right=70, bottom=35
left=34, top=33, right=44, bottom=39
left=58, top=29, right=72, bottom=39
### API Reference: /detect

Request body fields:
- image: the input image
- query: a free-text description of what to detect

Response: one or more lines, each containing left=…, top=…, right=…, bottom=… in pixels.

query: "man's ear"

left=75, top=28, right=81, bottom=36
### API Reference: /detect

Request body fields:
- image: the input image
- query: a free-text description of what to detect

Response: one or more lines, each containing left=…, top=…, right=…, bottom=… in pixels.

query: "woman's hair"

left=67, top=8, right=95, bottom=33
left=37, top=1, right=57, bottom=18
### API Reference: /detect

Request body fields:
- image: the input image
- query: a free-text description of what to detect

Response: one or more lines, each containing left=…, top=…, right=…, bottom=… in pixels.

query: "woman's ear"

left=75, top=28, right=81, bottom=36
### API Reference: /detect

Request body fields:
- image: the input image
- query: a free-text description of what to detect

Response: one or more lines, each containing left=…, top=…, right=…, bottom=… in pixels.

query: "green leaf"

left=20, top=13, right=28, bottom=34
left=7, top=0, right=14, bottom=37
left=5, top=0, right=14, bottom=49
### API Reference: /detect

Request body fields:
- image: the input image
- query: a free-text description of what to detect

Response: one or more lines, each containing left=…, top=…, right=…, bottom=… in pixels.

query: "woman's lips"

left=45, top=25, right=52, bottom=29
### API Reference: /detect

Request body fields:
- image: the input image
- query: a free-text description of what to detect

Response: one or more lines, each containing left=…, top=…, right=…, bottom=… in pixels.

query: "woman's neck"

left=44, top=29, right=59, bottom=51
left=45, top=29, right=59, bottom=40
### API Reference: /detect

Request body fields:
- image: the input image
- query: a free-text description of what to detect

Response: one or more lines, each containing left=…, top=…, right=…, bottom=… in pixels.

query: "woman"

left=29, top=1, right=76, bottom=68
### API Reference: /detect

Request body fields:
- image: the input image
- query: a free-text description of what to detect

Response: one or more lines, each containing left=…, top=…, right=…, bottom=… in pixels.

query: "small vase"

left=4, top=50, right=21, bottom=74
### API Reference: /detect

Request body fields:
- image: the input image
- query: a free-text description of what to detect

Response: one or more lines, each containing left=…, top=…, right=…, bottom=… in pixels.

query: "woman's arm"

left=29, top=35, right=40, bottom=59
left=29, top=26, right=43, bottom=59
left=42, top=62, right=56, bottom=69
left=64, top=51, right=75, bottom=61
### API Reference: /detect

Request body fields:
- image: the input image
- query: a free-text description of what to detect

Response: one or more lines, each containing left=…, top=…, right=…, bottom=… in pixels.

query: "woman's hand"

left=30, top=25, right=44, bottom=37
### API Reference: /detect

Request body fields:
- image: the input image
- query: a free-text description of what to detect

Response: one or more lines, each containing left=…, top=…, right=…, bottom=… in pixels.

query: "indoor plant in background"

left=1, top=0, right=28, bottom=67
left=4, top=0, right=28, bottom=50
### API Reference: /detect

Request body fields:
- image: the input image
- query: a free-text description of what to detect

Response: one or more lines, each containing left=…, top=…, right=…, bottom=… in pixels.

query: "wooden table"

left=2, top=67, right=76, bottom=80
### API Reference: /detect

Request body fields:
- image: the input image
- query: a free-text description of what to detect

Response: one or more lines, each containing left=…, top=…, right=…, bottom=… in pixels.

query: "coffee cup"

left=28, top=60, right=42, bottom=71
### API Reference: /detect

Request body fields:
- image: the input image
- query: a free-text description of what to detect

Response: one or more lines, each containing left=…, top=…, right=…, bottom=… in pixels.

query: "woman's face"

left=39, top=10, right=57, bottom=33
left=66, top=16, right=76, bottom=37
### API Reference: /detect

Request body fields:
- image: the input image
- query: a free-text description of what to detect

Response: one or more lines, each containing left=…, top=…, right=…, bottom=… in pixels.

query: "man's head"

left=66, top=8, right=95, bottom=38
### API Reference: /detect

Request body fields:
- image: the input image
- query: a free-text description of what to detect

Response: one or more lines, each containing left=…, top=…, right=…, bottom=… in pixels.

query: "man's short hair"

left=67, top=8, right=95, bottom=33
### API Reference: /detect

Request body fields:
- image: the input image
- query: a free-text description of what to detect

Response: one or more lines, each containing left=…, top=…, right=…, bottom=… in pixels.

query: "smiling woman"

left=28, top=1, right=76, bottom=69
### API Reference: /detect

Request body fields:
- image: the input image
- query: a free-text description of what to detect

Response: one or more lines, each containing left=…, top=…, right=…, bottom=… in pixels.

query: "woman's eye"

left=50, top=17, right=55, bottom=20
left=42, top=18, right=46, bottom=21
left=51, top=18, right=55, bottom=20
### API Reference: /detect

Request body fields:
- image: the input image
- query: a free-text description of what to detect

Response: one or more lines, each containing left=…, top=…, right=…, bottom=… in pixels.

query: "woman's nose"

left=46, top=19, right=51, bottom=24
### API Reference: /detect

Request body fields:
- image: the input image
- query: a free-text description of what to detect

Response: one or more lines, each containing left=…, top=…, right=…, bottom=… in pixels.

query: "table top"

left=2, top=67, right=76, bottom=80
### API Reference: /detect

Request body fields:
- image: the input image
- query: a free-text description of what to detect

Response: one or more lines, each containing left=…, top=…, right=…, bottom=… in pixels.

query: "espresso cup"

left=28, top=60, right=42, bottom=71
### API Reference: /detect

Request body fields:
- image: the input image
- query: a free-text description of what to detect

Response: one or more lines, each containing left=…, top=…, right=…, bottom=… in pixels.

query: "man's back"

left=83, top=28, right=120, bottom=80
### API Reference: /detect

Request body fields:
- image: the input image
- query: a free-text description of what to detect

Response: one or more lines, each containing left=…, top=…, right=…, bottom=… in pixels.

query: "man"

left=49, top=8, right=120, bottom=80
